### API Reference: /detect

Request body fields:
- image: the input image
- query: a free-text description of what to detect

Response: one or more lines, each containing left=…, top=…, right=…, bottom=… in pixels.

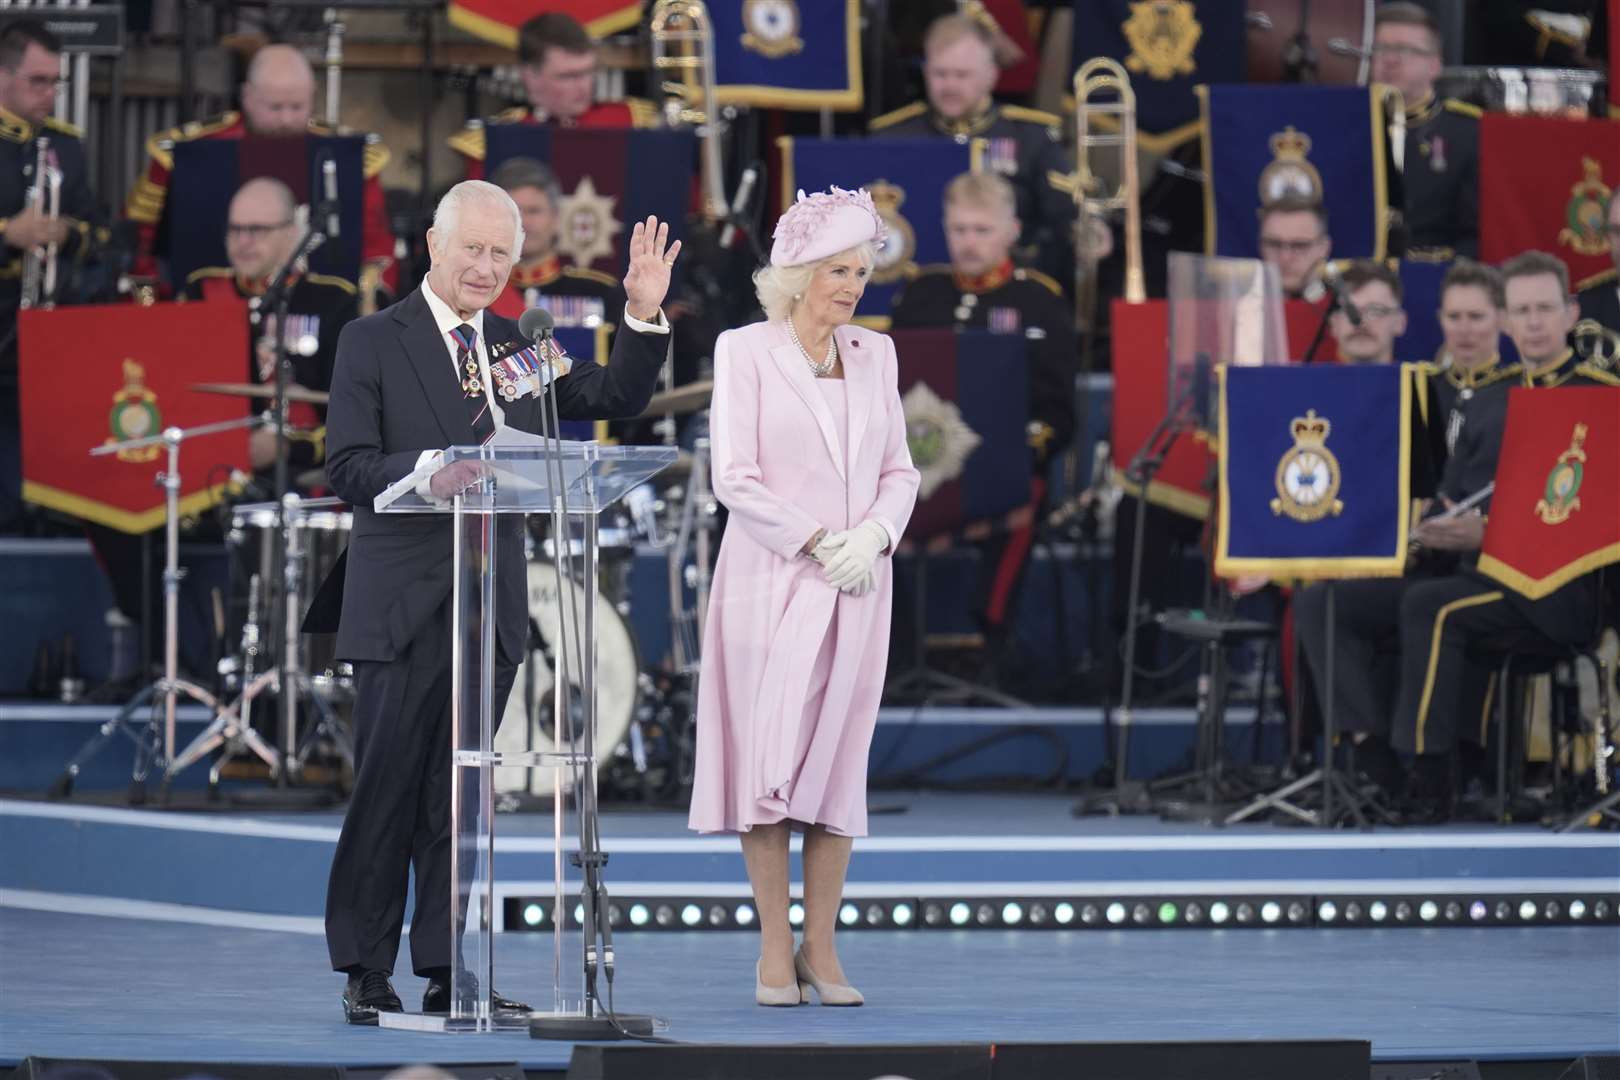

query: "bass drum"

left=493, top=563, right=640, bottom=797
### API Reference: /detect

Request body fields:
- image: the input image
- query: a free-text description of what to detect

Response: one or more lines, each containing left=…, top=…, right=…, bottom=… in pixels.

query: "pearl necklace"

left=786, top=318, right=837, bottom=377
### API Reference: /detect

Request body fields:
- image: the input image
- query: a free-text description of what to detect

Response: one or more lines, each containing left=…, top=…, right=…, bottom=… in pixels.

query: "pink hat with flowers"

left=769, top=185, right=889, bottom=267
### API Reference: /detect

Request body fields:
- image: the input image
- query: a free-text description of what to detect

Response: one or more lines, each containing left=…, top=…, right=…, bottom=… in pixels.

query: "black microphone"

left=1320, top=263, right=1363, bottom=327
left=719, top=164, right=758, bottom=249
left=320, top=155, right=341, bottom=240
left=519, top=306, right=555, bottom=343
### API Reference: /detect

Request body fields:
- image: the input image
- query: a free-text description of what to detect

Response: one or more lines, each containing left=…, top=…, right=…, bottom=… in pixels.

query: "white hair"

left=431, top=179, right=524, bottom=258
left=752, top=241, right=877, bottom=322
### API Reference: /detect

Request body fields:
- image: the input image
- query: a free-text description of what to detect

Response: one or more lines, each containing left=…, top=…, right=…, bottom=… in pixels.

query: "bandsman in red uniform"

left=449, top=12, right=656, bottom=179
left=125, top=44, right=396, bottom=302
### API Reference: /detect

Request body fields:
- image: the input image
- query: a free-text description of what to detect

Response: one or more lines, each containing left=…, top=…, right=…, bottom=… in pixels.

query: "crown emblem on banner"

left=1259, top=126, right=1323, bottom=206
left=866, top=180, right=917, bottom=286
left=106, top=359, right=162, bottom=464
left=1535, top=421, right=1588, bottom=526
left=1290, top=410, right=1331, bottom=445
left=1122, top=1, right=1201, bottom=81
left=1559, top=158, right=1611, bottom=258
left=1271, top=409, right=1343, bottom=522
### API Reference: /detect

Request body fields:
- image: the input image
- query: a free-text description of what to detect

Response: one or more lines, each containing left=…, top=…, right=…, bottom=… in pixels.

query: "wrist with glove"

left=811, top=520, right=890, bottom=597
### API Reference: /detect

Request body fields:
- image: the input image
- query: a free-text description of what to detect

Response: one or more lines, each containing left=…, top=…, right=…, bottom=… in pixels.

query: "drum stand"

left=50, top=415, right=273, bottom=803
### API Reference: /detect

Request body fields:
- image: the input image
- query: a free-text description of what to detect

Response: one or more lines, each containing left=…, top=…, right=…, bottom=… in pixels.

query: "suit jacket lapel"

left=396, top=291, right=476, bottom=446
left=838, top=326, right=873, bottom=472
left=770, top=334, right=846, bottom=481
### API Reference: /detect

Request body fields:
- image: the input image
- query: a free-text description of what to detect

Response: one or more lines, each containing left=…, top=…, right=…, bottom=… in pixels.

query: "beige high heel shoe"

left=794, top=947, right=864, bottom=1006
left=755, top=959, right=807, bottom=1007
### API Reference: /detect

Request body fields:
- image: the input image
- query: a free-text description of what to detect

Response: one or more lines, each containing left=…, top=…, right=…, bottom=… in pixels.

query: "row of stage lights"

left=504, top=893, right=1619, bottom=933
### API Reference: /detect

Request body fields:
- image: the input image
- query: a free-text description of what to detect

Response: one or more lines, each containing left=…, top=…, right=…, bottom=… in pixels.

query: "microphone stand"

left=1301, top=282, right=1340, bottom=365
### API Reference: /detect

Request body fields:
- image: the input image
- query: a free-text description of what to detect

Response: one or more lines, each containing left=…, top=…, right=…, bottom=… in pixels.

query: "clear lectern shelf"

left=375, top=440, right=680, bottom=515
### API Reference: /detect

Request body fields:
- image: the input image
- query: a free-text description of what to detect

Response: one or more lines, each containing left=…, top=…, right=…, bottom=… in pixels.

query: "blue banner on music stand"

left=711, top=0, right=862, bottom=110
left=1216, top=364, right=1414, bottom=578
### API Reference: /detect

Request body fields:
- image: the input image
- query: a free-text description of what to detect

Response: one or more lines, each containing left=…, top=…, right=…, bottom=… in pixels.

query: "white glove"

left=816, top=520, right=889, bottom=591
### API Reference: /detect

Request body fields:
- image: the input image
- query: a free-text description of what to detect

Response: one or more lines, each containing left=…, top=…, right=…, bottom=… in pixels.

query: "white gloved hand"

left=817, top=520, right=889, bottom=591
left=842, top=569, right=876, bottom=598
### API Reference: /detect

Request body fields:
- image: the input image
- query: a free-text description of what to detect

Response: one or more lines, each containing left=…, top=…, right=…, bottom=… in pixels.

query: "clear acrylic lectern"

left=373, top=440, right=677, bottom=1033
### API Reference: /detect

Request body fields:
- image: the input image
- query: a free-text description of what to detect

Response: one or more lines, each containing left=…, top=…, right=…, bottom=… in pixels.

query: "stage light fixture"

left=1132, top=903, right=1152, bottom=925
left=893, top=902, right=914, bottom=927
left=1106, top=902, right=1127, bottom=925
left=1080, top=903, right=1101, bottom=925
left=735, top=904, right=756, bottom=927
left=1369, top=901, right=1388, bottom=923
left=1260, top=901, right=1281, bottom=924
left=1029, top=903, right=1048, bottom=926
left=1569, top=900, right=1587, bottom=920
left=1287, top=901, right=1308, bottom=924
left=1443, top=901, right=1462, bottom=922
left=1055, top=902, right=1076, bottom=926
left=788, top=902, right=805, bottom=927
left=976, top=903, right=997, bottom=926
left=523, top=903, right=544, bottom=928
left=708, top=905, right=728, bottom=927
left=1593, top=900, right=1611, bottom=919
left=839, top=902, right=859, bottom=927
left=607, top=904, right=624, bottom=928
left=680, top=904, right=702, bottom=927
left=1395, top=901, right=1413, bottom=923
left=1235, top=902, right=1256, bottom=924
left=1543, top=900, right=1561, bottom=920
left=949, top=902, right=972, bottom=926
left=923, top=902, right=944, bottom=927
left=1002, top=902, right=1024, bottom=925
left=1494, top=900, right=1512, bottom=921
left=655, top=904, right=676, bottom=927
left=1419, top=901, right=1438, bottom=923
left=1209, top=902, right=1231, bottom=925
left=1518, top=900, right=1537, bottom=921
left=1158, top=902, right=1178, bottom=925
left=1468, top=901, right=1487, bottom=922
left=1184, top=902, right=1205, bottom=924
left=866, top=904, right=886, bottom=927
left=1318, top=901, right=1338, bottom=923
left=628, top=903, right=650, bottom=927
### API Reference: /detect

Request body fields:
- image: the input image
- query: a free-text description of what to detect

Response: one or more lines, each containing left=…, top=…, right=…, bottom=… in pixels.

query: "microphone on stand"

left=319, top=155, right=341, bottom=240
left=519, top=305, right=555, bottom=343
left=1319, top=263, right=1363, bottom=327
left=719, top=164, right=758, bottom=249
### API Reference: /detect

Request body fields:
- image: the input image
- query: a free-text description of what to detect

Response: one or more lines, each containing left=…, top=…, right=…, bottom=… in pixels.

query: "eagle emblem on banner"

left=1259, top=127, right=1324, bottom=206
left=107, top=359, right=162, bottom=464
left=741, top=0, right=805, bottom=58
left=1535, top=421, right=1587, bottom=525
left=1271, top=409, right=1343, bottom=521
left=867, top=180, right=917, bottom=285
left=557, top=176, right=622, bottom=269
left=1121, top=0, right=1201, bottom=81
left=1558, top=158, right=1611, bottom=258
left=903, top=381, right=981, bottom=500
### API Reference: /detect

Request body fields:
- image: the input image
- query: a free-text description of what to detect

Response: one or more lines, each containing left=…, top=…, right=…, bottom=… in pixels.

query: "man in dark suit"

left=317, top=180, right=677, bottom=1024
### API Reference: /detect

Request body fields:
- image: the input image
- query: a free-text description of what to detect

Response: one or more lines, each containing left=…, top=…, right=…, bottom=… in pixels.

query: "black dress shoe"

left=422, top=973, right=532, bottom=1015
left=342, top=969, right=402, bottom=1025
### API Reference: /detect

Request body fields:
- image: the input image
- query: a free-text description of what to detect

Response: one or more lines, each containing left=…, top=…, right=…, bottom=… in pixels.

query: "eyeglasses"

left=1358, top=304, right=1401, bottom=320
left=1260, top=238, right=1323, bottom=255
left=4, top=71, right=66, bottom=91
left=226, top=221, right=293, bottom=240
left=1372, top=43, right=1436, bottom=60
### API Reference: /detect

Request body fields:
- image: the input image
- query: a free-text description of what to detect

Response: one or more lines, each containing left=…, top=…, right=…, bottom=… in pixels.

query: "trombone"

left=20, top=135, right=62, bottom=311
left=1072, top=57, right=1145, bottom=312
left=649, top=0, right=728, bottom=222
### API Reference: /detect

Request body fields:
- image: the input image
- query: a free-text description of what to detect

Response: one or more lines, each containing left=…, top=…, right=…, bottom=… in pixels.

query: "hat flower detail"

left=769, top=185, right=889, bottom=267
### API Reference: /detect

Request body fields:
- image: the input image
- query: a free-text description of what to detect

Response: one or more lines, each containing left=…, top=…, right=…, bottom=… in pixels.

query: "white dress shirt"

left=414, top=277, right=670, bottom=494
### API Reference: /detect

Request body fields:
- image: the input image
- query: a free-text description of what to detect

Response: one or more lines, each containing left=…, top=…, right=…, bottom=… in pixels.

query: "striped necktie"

left=450, top=322, right=495, bottom=444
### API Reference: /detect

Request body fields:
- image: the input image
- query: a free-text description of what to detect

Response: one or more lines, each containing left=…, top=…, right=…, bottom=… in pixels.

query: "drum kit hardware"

left=192, top=381, right=332, bottom=406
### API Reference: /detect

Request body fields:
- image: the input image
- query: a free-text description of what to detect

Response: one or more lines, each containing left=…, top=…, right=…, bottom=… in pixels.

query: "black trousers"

left=324, top=600, right=517, bottom=976
left=1294, top=578, right=1408, bottom=740
left=1393, top=573, right=1519, bottom=758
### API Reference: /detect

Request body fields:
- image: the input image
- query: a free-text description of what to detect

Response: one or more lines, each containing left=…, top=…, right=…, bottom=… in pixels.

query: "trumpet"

left=649, top=0, right=728, bottom=222
left=1072, top=58, right=1145, bottom=307
left=1573, top=318, right=1620, bottom=370
left=20, top=135, right=62, bottom=311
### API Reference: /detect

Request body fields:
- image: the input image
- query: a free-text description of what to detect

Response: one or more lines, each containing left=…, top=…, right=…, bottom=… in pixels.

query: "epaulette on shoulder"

left=1015, top=267, right=1063, bottom=296
left=147, top=111, right=240, bottom=169
left=447, top=122, right=485, bottom=160
left=868, top=101, right=927, bottom=132
left=42, top=115, right=82, bottom=138
left=1576, top=266, right=1618, bottom=292
left=1442, top=99, right=1483, bottom=119
left=185, top=266, right=233, bottom=285
left=1000, top=104, right=1062, bottom=129
left=306, top=271, right=358, bottom=295
left=362, top=138, right=390, bottom=179
left=0, top=112, right=26, bottom=143
left=563, top=266, right=619, bottom=288
left=625, top=97, right=660, bottom=128
left=1576, top=363, right=1620, bottom=385
left=1478, top=362, right=1521, bottom=386
left=493, top=106, right=530, bottom=124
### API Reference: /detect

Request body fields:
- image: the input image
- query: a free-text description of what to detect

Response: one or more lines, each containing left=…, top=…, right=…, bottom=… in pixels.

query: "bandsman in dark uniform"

left=890, top=171, right=1075, bottom=652
left=869, top=14, right=1074, bottom=289
left=1574, top=194, right=1620, bottom=354
left=182, top=177, right=358, bottom=479
left=1391, top=252, right=1619, bottom=812
left=1295, top=260, right=1516, bottom=796
left=125, top=45, right=396, bottom=301
left=1371, top=3, right=1480, bottom=259
left=449, top=12, right=656, bottom=180
left=486, top=157, right=622, bottom=328
left=0, top=18, right=99, bottom=529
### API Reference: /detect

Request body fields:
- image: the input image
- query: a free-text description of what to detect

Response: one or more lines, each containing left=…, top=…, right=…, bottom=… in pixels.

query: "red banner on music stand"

left=1477, top=385, right=1620, bottom=600
left=19, top=301, right=252, bottom=533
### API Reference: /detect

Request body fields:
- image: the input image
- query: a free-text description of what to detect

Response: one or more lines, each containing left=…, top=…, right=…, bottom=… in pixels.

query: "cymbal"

left=192, top=381, right=331, bottom=405
left=637, top=379, right=713, bottom=419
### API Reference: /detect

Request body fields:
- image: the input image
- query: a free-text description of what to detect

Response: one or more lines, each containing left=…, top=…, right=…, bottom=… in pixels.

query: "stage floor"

left=2, top=906, right=1617, bottom=1072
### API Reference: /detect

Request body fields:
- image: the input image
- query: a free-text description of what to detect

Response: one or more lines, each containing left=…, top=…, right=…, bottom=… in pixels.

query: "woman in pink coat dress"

left=687, top=187, right=921, bottom=1008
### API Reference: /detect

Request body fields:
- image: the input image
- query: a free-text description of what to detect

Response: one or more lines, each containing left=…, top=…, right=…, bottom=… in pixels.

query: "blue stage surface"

left=1, top=907, right=1616, bottom=1072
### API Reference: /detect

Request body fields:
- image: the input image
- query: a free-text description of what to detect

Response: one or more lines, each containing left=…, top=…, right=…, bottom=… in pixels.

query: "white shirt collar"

left=420, top=277, right=486, bottom=343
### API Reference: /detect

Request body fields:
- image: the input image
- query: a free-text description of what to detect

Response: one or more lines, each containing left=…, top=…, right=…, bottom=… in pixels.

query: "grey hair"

left=432, top=179, right=524, bottom=258
left=752, top=242, right=877, bottom=322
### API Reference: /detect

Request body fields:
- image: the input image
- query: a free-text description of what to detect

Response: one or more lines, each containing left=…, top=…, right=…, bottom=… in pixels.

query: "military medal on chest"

left=1270, top=409, right=1344, bottom=521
